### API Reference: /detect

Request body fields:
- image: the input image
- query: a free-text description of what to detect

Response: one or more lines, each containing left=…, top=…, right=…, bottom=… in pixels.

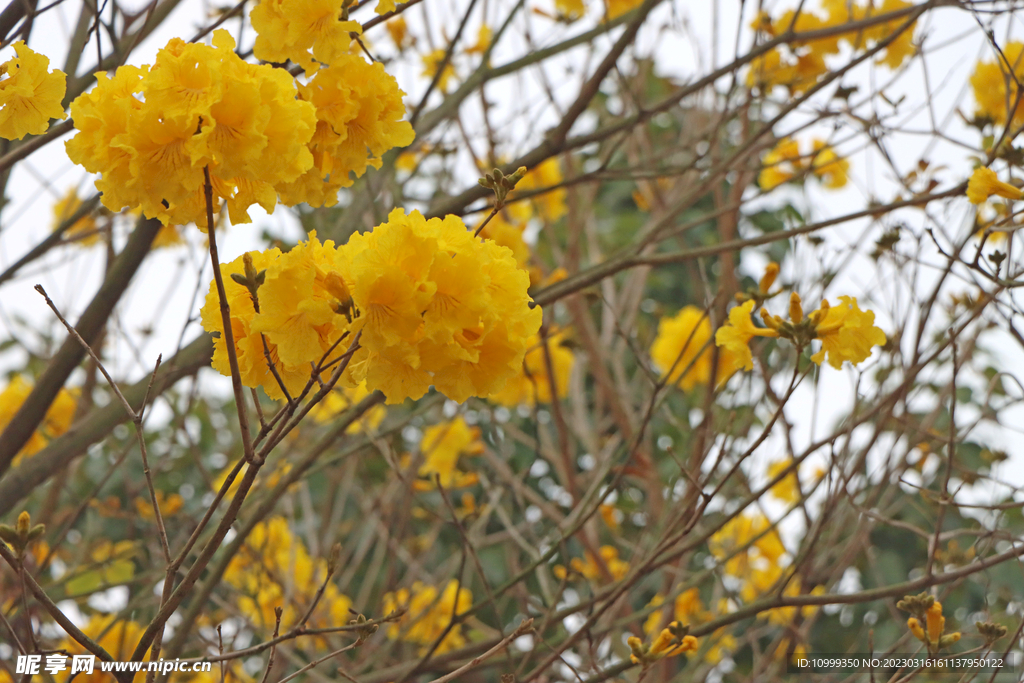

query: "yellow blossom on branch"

left=971, top=41, right=1024, bottom=127
left=410, top=417, right=484, bottom=490
left=52, top=189, right=99, bottom=246
left=224, top=517, right=352, bottom=631
left=250, top=0, right=362, bottom=76
left=652, top=306, right=743, bottom=391
left=280, top=54, right=415, bottom=209
left=0, top=377, right=77, bottom=466
left=810, top=139, right=849, bottom=188
left=382, top=580, right=473, bottom=654
left=203, top=209, right=542, bottom=405
left=422, top=48, right=457, bottom=92
left=714, top=300, right=779, bottom=375
left=967, top=166, right=1022, bottom=204
left=809, top=296, right=886, bottom=369
left=66, top=30, right=319, bottom=228
left=628, top=622, right=698, bottom=667
left=0, top=41, right=66, bottom=141
left=767, top=458, right=801, bottom=504
left=489, top=328, right=575, bottom=406
left=554, top=545, right=630, bottom=582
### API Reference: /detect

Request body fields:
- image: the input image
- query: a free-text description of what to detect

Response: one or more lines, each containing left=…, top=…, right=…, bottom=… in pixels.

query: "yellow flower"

left=809, top=296, right=886, bottom=368
left=52, top=189, right=99, bottom=246
left=133, top=491, right=184, bottom=520
left=476, top=211, right=531, bottom=270
left=61, top=615, right=145, bottom=682
left=554, top=0, right=586, bottom=21
left=868, top=0, right=917, bottom=69
left=709, top=512, right=786, bottom=581
left=652, top=306, right=742, bottom=391
left=714, top=300, right=779, bottom=376
left=759, top=137, right=801, bottom=190
left=908, top=617, right=926, bottom=641
left=386, top=17, right=413, bottom=50
left=644, top=589, right=710, bottom=636
left=382, top=580, right=473, bottom=654
left=411, top=417, right=484, bottom=490
left=250, top=232, right=354, bottom=371
left=0, top=41, right=66, bottom=141
left=967, top=166, right=1022, bottom=204
left=201, top=247, right=303, bottom=400
left=422, top=48, right=456, bottom=92
left=67, top=30, right=319, bottom=227
left=309, top=380, right=386, bottom=432
left=0, top=377, right=77, bottom=466
left=512, top=158, right=568, bottom=223
left=605, top=0, right=641, bottom=19
left=631, top=622, right=698, bottom=665
left=767, top=458, right=801, bottom=504
left=554, top=545, right=629, bottom=583
left=224, top=517, right=352, bottom=631
left=466, top=25, right=492, bottom=55
left=810, top=140, right=849, bottom=189
left=251, top=0, right=363, bottom=76
left=279, top=54, right=414, bottom=208
left=351, top=209, right=542, bottom=404
left=650, top=627, right=698, bottom=658
left=925, top=601, right=944, bottom=645
left=971, top=41, right=1024, bottom=127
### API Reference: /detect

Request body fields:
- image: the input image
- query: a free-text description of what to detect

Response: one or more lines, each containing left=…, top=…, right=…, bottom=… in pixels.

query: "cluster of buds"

left=349, top=612, right=380, bottom=645
left=627, top=621, right=698, bottom=668
left=478, top=166, right=528, bottom=210
left=229, top=253, right=268, bottom=312
left=0, top=511, right=45, bottom=559
left=898, top=593, right=961, bottom=651
left=976, top=621, right=1008, bottom=646
left=758, top=292, right=825, bottom=349
left=736, top=261, right=781, bottom=306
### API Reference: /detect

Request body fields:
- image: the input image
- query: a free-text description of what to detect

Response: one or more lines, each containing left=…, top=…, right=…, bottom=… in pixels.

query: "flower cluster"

left=310, top=380, right=386, bottom=433
left=627, top=622, right=698, bottom=668
left=66, top=30, right=316, bottom=228
left=715, top=292, right=886, bottom=372
left=748, top=0, right=916, bottom=94
left=759, top=137, right=849, bottom=190
left=224, top=517, right=352, bottom=631
left=554, top=545, right=630, bottom=583
left=489, top=328, right=574, bottom=406
left=279, top=55, right=415, bottom=208
left=406, top=417, right=484, bottom=490
left=650, top=306, right=743, bottom=392
left=0, top=377, right=77, bottom=466
left=202, top=209, right=542, bottom=405
left=0, top=42, right=66, bottom=141
left=709, top=512, right=823, bottom=625
left=251, top=0, right=363, bottom=77
left=60, top=615, right=145, bottom=683
left=644, top=591, right=737, bottom=664
left=382, top=580, right=473, bottom=654
left=346, top=209, right=542, bottom=403
left=52, top=189, right=100, bottom=246
left=899, top=593, right=961, bottom=651
left=971, top=41, right=1024, bottom=127
left=66, top=30, right=412, bottom=227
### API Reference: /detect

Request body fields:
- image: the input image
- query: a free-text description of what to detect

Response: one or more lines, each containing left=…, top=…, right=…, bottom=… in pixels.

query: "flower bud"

left=759, top=262, right=780, bottom=293
left=789, top=292, right=803, bottom=323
